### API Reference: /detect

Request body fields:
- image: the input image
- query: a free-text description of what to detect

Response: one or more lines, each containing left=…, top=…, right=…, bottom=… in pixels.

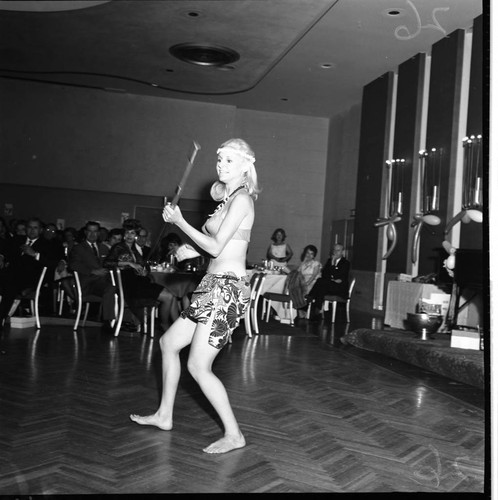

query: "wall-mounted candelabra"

left=445, top=134, right=483, bottom=238
left=375, top=158, right=405, bottom=259
left=411, top=147, right=443, bottom=264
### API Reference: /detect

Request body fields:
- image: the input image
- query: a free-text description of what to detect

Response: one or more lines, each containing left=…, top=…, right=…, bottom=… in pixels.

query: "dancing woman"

left=130, top=138, right=260, bottom=454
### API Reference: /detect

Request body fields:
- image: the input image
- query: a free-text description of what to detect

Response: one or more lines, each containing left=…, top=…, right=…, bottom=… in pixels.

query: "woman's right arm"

left=164, top=194, right=253, bottom=258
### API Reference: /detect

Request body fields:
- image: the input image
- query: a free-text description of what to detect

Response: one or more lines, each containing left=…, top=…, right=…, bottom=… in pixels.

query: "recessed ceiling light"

left=169, top=43, right=240, bottom=67
left=320, top=62, right=336, bottom=69
left=382, top=8, right=406, bottom=18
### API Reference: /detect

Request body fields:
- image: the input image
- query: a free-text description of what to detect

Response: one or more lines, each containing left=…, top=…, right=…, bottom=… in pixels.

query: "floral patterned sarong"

left=180, top=272, right=251, bottom=349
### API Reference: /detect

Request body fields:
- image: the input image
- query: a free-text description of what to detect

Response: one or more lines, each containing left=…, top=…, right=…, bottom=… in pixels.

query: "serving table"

left=384, top=280, right=450, bottom=331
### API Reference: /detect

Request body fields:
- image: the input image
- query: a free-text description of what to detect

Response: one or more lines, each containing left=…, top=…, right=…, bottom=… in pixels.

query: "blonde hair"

left=211, top=138, right=261, bottom=201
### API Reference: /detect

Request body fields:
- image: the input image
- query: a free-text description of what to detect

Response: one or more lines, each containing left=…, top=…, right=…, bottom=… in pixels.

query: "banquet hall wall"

left=0, top=78, right=329, bottom=267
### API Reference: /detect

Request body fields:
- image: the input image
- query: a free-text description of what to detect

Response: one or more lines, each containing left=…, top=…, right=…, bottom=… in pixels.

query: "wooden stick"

left=148, top=141, right=201, bottom=261
left=171, top=141, right=201, bottom=208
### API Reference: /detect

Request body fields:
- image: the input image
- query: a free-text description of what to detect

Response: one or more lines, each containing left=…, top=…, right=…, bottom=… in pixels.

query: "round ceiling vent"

left=169, top=43, right=240, bottom=67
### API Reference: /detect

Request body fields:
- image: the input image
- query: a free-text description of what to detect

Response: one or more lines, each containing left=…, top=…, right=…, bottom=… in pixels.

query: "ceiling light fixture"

left=169, top=43, right=239, bottom=67
left=320, top=62, right=336, bottom=69
left=382, top=8, right=406, bottom=18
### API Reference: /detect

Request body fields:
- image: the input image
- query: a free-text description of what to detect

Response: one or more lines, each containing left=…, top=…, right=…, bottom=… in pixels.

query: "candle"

left=474, top=177, right=481, bottom=205
left=397, top=192, right=403, bottom=215
left=431, top=185, right=438, bottom=211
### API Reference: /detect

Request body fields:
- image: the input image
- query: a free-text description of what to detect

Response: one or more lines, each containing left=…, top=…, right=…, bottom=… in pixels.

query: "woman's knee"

left=158, top=329, right=182, bottom=353
left=186, top=355, right=212, bottom=381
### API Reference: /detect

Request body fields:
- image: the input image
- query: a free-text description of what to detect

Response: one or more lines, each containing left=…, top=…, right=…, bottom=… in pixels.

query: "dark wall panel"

left=419, top=29, right=465, bottom=275
left=460, top=14, right=484, bottom=249
left=387, top=53, right=425, bottom=274
left=353, top=72, right=394, bottom=271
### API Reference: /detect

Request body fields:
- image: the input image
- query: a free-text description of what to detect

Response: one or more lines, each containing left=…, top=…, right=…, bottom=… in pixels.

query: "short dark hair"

left=162, top=232, right=182, bottom=247
left=301, top=245, right=318, bottom=261
left=122, top=219, right=141, bottom=233
left=85, top=220, right=101, bottom=230
left=109, top=228, right=123, bottom=238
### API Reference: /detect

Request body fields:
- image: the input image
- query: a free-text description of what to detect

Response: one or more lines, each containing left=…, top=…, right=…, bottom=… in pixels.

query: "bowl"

left=406, top=313, right=443, bottom=339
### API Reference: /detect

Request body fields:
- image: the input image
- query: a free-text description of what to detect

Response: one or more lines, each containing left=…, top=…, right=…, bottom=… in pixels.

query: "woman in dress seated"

left=288, top=244, right=322, bottom=318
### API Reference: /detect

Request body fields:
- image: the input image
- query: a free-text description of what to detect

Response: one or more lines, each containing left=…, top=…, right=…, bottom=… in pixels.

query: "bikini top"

left=202, top=186, right=251, bottom=242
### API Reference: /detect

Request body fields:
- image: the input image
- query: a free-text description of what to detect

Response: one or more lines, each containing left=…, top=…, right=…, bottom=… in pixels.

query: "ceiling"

left=0, top=0, right=483, bottom=118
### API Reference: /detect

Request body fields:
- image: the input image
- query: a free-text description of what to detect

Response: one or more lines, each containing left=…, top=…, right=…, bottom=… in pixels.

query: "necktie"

left=92, top=243, right=99, bottom=257
left=27, top=239, right=33, bottom=246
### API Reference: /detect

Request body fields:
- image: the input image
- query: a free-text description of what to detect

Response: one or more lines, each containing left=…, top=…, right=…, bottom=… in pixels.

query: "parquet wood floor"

left=0, top=310, right=487, bottom=495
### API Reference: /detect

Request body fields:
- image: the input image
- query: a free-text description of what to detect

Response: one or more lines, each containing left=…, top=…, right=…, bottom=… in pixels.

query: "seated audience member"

left=0, top=217, right=65, bottom=325
left=288, top=245, right=322, bottom=318
left=62, top=227, right=78, bottom=257
left=266, top=228, right=293, bottom=265
left=103, top=219, right=178, bottom=330
left=155, top=232, right=182, bottom=264
left=6, top=219, right=26, bottom=238
left=43, top=222, right=58, bottom=241
left=307, top=243, right=350, bottom=320
left=42, top=222, right=67, bottom=280
left=103, top=228, right=123, bottom=250
left=136, top=226, right=151, bottom=260
left=67, top=220, right=116, bottom=329
left=0, top=217, right=9, bottom=241
left=175, top=242, right=204, bottom=272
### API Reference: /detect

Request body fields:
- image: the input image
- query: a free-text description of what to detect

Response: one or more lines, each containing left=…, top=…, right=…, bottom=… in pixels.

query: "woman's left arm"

left=164, top=194, right=253, bottom=258
left=285, top=244, right=294, bottom=262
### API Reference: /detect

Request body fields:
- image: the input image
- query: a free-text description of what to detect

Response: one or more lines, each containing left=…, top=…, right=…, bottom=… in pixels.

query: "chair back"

left=348, top=277, right=356, bottom=299
left=252, top=273, right=266, bottom=302
left=113, top=268, right=125, bottom=336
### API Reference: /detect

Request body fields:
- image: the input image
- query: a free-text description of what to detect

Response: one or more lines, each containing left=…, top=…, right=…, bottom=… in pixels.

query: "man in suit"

left=307, top=243, right=350, bottom=320
left=136, top=226, right=151, bottom=261
left=68, top=220, right=116, bottom=328
left=0, top=217, right=65, bottom=325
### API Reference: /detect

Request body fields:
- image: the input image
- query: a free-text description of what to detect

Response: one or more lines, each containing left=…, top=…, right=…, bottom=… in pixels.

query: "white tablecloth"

left=384, top=281, right=449, bottom=330
left=247, top=270, right=289, bottom=320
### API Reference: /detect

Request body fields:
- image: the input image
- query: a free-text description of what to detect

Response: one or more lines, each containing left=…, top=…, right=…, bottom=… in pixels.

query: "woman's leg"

left=130, top=316, right=196, bottom=429
left=187, top=318, right=245, bottom=454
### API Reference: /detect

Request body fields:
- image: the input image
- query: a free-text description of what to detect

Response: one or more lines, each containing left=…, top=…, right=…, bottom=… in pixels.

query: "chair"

left=73, top=269, right=124, bottom=336
left=243, top=272, right=266, bottom=337
left=262, top=276, right=295, bottom=327
left=55, top=275, right=76, bottom=316
left=132, top=298, right=160, bottom=337
left=6, top=266, right=48, bottom=329
left=307, top=277, right=356, bottom=323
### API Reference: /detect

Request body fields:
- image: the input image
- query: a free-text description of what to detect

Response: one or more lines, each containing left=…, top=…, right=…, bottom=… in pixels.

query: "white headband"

left=217, top=147, right=255, bottom=164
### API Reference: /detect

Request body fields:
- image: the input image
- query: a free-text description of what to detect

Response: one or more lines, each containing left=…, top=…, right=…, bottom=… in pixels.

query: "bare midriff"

left=205, top=239, right=249, bottom=278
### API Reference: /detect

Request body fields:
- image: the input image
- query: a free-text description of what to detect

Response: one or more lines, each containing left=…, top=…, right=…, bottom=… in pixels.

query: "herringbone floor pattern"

left=0, top=311, right=487, bottom=494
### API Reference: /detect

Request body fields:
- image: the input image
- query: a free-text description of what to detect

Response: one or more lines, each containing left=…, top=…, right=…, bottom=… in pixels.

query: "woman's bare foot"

left=203, top=433, right=246, bottom=454
left=129, top=413, right=172, bottom=430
